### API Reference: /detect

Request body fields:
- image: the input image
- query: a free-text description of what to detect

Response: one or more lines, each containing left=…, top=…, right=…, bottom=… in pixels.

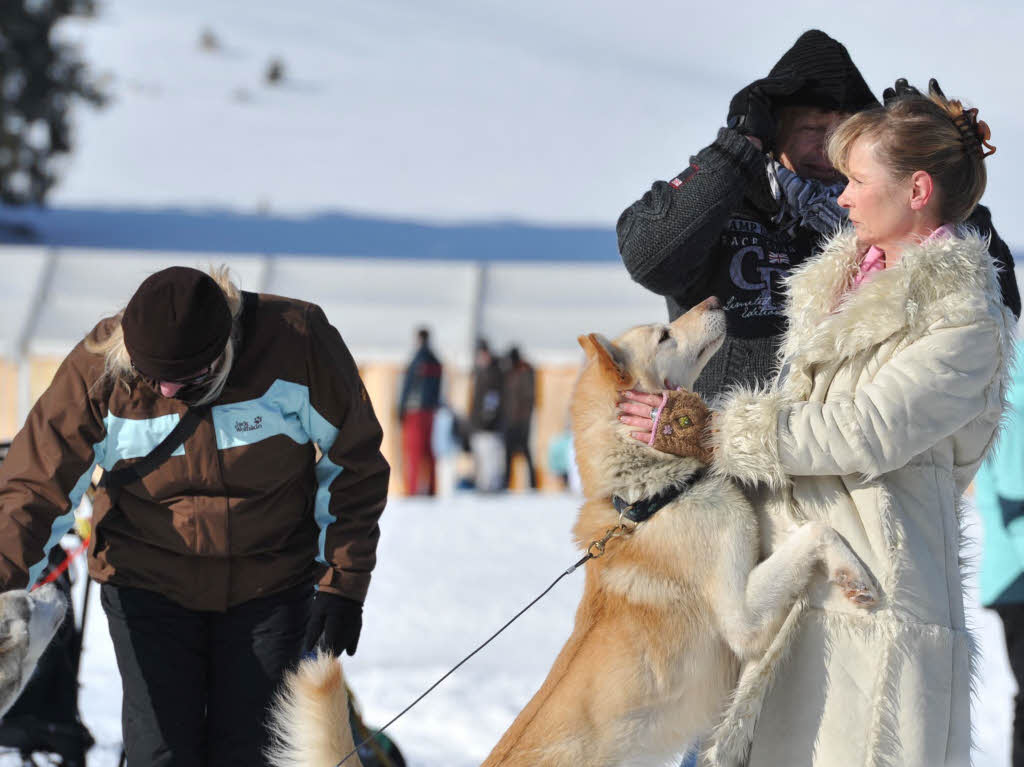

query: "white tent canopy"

left=14, top=246, right=1016, bottom=424
left=2, top=246, right=666, bottom=414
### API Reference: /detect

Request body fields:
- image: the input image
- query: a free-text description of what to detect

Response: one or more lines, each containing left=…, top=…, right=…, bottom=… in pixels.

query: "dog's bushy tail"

left=266, top=650, right=363, bottom=767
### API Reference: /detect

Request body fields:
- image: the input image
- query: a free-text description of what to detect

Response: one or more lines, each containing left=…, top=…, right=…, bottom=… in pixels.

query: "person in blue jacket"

left=398, top=327, right=443, bottom=495
left=977, top=346, right=1024, bottom=767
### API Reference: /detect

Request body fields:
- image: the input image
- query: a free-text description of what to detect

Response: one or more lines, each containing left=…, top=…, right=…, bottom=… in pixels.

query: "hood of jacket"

left=761, top=29, right=879, bottom=113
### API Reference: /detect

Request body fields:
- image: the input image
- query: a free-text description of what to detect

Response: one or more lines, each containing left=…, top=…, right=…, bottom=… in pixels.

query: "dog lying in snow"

left=269, top=298, right=878, bottom=766
left=0, top=584, right=67, bottom=719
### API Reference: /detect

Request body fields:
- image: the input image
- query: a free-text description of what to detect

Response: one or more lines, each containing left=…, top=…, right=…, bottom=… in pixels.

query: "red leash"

left=31, top=536, right=91, bottom=591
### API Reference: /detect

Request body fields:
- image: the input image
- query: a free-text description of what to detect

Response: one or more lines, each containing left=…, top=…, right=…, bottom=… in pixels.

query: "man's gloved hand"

left=727, top=70, right=806, bottom=151
left=302, top=592, right=363, bottom=657
left=882, top=77, right=920, bottom=106
left=883, top=77, right=948, bottom=108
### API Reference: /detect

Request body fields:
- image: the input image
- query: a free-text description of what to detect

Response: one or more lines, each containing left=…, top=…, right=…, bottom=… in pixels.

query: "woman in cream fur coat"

left=621, top=81, right=1016, bottom=766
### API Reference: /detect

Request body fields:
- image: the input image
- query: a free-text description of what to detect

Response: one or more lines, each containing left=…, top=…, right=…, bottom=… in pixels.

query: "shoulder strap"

left=96, top=294, right=254, bottom=500
left=99, top=407, right=207, bottom=493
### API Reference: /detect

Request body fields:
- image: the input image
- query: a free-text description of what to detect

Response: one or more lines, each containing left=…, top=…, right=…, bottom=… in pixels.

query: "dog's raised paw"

left=832, top=568, right=878, bottom=609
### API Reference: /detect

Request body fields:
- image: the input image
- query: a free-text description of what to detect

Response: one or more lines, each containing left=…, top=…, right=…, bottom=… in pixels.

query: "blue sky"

left=52, top=0, right=1024, bottom=245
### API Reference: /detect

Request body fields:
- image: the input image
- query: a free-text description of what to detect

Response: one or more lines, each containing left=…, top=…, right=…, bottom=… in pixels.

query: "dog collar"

left=612, top=469, right=707, bottom=524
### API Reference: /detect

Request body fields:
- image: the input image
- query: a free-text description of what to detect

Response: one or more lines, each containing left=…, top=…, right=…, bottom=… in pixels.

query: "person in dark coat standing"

left=398, top=327, right=443, bottom=496
left=501, top=346, right=537, bottom=490
left=616, top=29, right=1020, bottom=401
left=468, top=339, right=505, bottom=492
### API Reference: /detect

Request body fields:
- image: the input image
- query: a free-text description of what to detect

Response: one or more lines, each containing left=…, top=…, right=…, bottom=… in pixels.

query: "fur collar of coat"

left=709, top=225, right=1014, bottom=491
left=777, top=226, right=1007, bottom=400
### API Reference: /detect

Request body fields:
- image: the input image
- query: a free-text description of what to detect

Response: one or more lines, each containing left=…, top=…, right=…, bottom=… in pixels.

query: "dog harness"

left=612, top=468, right=707, bottom=524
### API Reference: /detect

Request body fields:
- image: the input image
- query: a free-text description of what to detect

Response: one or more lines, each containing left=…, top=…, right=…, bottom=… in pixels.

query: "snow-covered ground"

left=0, top=492, right=1014, bottom=766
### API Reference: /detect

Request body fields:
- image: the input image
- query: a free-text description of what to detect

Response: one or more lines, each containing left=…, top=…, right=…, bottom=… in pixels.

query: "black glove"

left=882, top=77, right=945, bottom=107
left=727, top=70, right=806, bottom=150
left=882, top=77, right=920, bottom=106
left=302, top=592, right=363, bottom=657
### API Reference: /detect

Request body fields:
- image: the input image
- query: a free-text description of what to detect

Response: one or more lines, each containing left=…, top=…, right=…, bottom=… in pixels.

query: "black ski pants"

left=101, top=582, right=312, bottom=767
left=997, top=603, right=1024, bottom=767
left=503, top=423, right=537, bottom=489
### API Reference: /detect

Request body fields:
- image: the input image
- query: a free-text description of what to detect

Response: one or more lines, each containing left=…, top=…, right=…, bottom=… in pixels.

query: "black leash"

left=333, top=542, right=620, bottom=767
left=331, top=476, right=716, bottom=766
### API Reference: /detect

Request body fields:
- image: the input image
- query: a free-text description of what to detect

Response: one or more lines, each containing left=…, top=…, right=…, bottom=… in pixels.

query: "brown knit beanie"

left=122, top=267, right=232, bottom=381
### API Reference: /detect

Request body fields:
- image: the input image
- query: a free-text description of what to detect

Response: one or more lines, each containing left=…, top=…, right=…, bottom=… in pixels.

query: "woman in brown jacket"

left=0, top=266, right=390, bottom=766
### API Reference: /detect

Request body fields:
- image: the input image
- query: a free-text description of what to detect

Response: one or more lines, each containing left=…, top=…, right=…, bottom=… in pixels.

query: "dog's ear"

left=578, top=333, right=631, bottom=388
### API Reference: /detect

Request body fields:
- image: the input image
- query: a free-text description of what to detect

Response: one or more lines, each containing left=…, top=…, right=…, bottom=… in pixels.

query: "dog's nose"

left=702, top=296, right=721, bottom=311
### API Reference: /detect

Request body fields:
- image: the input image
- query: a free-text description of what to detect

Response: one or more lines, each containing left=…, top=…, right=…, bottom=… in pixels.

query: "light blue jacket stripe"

left=100, top=413, right=184, bottom=469
left=27, top=412, right=178, bottom=588
left=211, top=379, right=311, bottom=450
left=27, top=437, right=106, bottom=588
left=27, top=379, right=343, bottom=586
left=312, top=455, right=344, bottom=567
left=303, top=402, right=343, bottom=567
left=211, top=379, right=344, bottom=565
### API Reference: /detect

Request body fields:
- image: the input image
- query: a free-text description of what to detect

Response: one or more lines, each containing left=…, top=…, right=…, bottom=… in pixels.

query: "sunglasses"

left=132, top=363, right=213, bottom=390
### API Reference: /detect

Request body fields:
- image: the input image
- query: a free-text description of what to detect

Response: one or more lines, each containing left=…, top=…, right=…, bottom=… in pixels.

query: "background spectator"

left=468, top=339, right=505, bottom=492
left=502, top=346, right=537, bottom=490
left=398, top=327, right=443, bottom=496
left=977, top=350, right=1024, bottom=767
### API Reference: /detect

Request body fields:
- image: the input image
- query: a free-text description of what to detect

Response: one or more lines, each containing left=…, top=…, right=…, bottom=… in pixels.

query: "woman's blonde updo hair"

left=826, top=79, right=995, bottom=224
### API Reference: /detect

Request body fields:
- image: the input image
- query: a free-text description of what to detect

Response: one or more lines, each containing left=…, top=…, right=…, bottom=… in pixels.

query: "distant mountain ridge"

left=2, top=206, right=1017, bottom=265
left=0, top=205, right=619, bottom=262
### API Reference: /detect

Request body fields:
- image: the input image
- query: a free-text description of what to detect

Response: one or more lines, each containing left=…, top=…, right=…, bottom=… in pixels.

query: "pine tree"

left=0, top=0, right=104, bottom=204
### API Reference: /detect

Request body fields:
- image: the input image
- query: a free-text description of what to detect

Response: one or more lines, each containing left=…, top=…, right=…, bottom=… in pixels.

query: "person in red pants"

left=398, top=327, right=443, bottom=495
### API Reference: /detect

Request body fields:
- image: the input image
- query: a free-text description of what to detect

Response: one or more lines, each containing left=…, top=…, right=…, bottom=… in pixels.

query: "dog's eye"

left=658, top=329, right=671, bottom=344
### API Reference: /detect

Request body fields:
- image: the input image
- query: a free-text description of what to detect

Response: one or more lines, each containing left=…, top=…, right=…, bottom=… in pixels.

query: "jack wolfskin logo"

left=235, top=416, right=263, bottom=433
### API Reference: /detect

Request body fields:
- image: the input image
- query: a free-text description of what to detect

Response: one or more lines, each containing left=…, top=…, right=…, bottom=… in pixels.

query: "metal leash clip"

left=586, top=520, right=638, bottom=559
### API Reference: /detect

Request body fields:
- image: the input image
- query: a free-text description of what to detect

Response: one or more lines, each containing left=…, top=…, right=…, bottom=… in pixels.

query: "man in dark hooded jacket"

left=617, top=29, right=1020, bottom=400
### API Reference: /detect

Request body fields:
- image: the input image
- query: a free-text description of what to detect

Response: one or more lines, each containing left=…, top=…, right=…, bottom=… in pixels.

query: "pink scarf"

left=851, top=224, right=954, bottom=289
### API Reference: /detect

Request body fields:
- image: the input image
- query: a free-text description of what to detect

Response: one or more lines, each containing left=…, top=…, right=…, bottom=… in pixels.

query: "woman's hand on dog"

left=617, top=390, right=664, bottom=441
left=617, top=389, right=716, bottom=463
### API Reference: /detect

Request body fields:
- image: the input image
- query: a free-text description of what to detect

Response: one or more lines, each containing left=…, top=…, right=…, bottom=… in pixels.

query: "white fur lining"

left=710, top=385, right=790, bottom=490
left=780, top=227, right=1001, bottom=388
left=705, top=607, right=975, bottom=766
left=704, top=600, right=806, bottom=766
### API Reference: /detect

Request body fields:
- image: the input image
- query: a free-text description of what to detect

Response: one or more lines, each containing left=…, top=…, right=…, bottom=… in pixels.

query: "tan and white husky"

left=270, top=297, right=878, bottom=767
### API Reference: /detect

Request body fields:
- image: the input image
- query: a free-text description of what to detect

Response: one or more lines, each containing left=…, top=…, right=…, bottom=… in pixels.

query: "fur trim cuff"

left=711, top=386, right=790, bottom=489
